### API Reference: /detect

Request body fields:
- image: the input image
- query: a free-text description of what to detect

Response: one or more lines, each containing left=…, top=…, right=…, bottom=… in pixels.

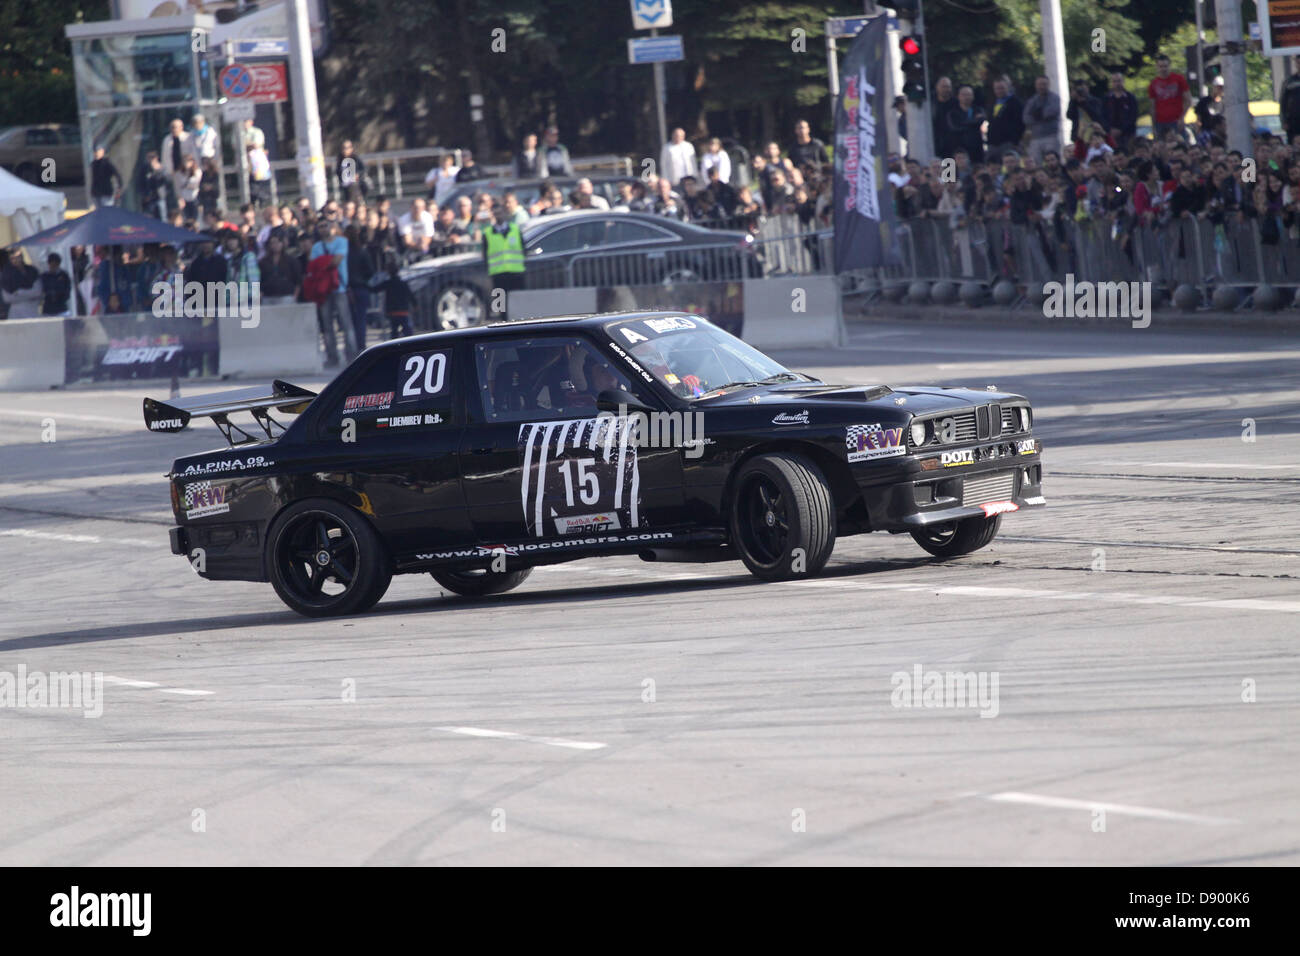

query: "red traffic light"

left=901, top=36, right=921, bottom=56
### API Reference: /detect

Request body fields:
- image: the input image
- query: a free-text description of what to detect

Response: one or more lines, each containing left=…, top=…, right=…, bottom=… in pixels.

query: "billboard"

left=1259, top=0, right=1300, bottom=57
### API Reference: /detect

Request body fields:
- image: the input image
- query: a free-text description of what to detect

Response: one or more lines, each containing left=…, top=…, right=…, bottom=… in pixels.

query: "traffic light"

left=900, top=34, right=927, bottom=104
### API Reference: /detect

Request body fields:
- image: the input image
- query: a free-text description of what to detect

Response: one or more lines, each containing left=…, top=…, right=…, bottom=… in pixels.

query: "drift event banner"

left=833, top=15, right=899, bottom=272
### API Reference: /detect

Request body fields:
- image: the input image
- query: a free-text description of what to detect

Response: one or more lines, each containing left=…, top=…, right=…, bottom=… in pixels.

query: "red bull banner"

left=833, top=15, right=899, bottom=272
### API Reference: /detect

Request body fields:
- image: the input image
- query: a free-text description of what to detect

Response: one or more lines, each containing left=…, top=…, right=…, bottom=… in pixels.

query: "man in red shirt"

left=1148, top=54, right=1191, bottom=144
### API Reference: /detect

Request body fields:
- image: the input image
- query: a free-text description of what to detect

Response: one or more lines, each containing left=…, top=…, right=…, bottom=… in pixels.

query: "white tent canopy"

left=0, top=167, right=66, bottom=248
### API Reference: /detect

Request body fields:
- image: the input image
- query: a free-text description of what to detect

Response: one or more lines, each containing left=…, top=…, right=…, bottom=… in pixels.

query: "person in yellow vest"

left=483, top=200, right=526, bottom=316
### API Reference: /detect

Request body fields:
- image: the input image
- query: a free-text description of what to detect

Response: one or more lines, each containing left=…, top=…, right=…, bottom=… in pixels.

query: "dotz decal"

left=772, top=410, right=810, bottom=425
left=981, top=501, right=1020, bottom=517
left=519, top=416, right=642, bottom=538
left=845, top=423, right=906, bottom=462
left=941, top=449, right=975, bottom=468
left=1016, top=438, right=1037, bottom=455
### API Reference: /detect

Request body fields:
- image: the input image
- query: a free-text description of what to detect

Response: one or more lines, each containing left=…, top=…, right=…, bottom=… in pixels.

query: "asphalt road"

left=1, top=318, right=1297, bottom=865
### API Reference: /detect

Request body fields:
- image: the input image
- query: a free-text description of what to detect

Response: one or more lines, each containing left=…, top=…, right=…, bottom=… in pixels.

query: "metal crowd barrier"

left=862, top=214, right=1300, bottom=298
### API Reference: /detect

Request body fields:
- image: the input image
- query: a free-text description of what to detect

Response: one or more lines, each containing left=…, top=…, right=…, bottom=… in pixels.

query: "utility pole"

left=1040, top=0, right=1069, bottom=152
left=454, top=0, right=492, bottom=161
left=286, top=0, right=327, bottom=208
left=651, top=28, right=668, bottom=151
left=1215, top=0, right=1253, bottom=157
left=1194, top=0, right=1208, bottom=97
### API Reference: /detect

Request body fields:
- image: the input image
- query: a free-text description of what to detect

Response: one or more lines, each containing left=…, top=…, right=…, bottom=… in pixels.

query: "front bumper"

left=855, top=438, right=1045, bottom=532
left=169, top=526, right=189, bottom=555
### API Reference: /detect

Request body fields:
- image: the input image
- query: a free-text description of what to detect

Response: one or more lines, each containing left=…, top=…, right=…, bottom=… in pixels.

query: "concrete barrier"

left=740, top=277, right=845, bottom=349
left=217, top=304, right=324, bottom=378
left=507, top=288, right=598, bottom=321
left=0, top=317, right=65, bottom=390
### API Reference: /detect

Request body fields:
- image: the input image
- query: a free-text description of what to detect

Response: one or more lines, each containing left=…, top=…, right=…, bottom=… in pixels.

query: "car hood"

left=697, top=381, right=1024, bottom=415
left=402, top=250, right=482, bottom=275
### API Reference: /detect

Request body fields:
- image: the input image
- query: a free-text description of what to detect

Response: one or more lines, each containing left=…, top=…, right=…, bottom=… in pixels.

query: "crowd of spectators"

left=890, top=60, right=1300, bottom=278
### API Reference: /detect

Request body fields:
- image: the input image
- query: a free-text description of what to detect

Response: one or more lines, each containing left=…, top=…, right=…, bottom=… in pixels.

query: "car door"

left=308, top=342, right=473, bottom=558
left=524, top=219, right=605, bottom=289
left=459, top=332, right=685, bottom=547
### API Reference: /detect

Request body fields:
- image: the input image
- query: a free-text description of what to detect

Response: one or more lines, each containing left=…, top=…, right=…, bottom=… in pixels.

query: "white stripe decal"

left=533, top=422, right=557, bottom=535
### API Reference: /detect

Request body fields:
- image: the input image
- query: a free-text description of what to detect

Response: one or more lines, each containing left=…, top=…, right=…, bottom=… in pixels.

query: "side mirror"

left=596, top=388, right=654, bottom=414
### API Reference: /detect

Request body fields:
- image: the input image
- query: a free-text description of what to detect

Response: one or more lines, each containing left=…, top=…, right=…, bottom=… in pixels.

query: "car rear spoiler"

left=143, top=379, right=317, bottom=446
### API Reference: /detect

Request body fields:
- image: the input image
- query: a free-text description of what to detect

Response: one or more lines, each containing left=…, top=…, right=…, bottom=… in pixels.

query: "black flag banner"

left=833, top=15, right=900, bottom=272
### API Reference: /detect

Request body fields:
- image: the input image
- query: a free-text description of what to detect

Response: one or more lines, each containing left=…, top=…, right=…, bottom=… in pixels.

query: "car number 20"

left=398, top=350, right=449, bottom=402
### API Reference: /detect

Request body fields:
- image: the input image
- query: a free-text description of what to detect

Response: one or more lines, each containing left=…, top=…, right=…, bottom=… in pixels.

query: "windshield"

left=604, top=315, right=799, bottom=400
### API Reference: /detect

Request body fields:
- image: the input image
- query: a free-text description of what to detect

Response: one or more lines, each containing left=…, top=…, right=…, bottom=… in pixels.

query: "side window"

left=606, top=220, right=673, bottom=244
left=529, top=221, right=607, bottom=255
left=26, top=128, right=58, bottom=147
left=320, top=348, right=456, bottom=439
left=475, top=336, right=640, bottom=423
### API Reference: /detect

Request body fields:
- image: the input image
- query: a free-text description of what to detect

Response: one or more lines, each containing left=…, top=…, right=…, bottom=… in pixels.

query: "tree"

left=0, top=1, right=110, bottom=126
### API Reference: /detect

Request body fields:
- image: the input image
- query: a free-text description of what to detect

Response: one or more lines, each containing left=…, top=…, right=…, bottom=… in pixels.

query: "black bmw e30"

left=144, top=312, right=1045, bottom=617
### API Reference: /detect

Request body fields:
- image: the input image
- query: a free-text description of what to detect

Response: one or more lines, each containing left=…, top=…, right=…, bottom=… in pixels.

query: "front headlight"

left=1018, top=406, right=1031, bottom=431
left=909, top=421, right=927, bottom=446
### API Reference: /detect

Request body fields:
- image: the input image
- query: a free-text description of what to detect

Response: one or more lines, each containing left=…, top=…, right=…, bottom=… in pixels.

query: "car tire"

left=267, top=498, right=392, bottom=617
left=435, top=284, right=486, bottom=330
left=730, top=453, right=835, bottom=581
left=910, top=514, right=1002, bottom=558
left=431, top=567, right=533, bottom=597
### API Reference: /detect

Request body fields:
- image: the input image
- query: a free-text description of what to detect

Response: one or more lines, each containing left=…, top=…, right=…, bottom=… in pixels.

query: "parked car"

left=402, top=210, right=763, bottom=330
left=142, top=312, right=1045, bottom=617
left=0, top=124, right=83, bottom=185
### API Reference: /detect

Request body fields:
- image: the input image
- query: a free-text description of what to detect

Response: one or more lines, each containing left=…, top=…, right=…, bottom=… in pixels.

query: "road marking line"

left=436, top=725, right=607, bottom=751
left=0, top=528, right=159, bottom=547
left=102, top=676, right=161, bottom=688
left=104, top=675, right=213, bottom=697
left=979, top=791, right=1238, bottom=825
left=782, top=578, right=1300, bottom=613
left=1106, top=462, right=1297, bottom=470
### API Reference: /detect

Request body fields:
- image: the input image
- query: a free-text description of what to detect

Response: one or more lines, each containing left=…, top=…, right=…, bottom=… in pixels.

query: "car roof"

left=360, top=311, right=697, bottom=351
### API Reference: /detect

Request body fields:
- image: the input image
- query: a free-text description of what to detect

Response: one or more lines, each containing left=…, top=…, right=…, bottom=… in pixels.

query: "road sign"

left=827, top=16, right=872, bottom=38
left=222, top=100, right=256, bottom=123
left=628, top=35, right=683, bottom=64
left=219, top=62, right=289, bottom=103
left=233, top=38, right=290, bottom=57
left=631, top=0, right=672, bottom=30
left=218, top=63, right=254, bottom=98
